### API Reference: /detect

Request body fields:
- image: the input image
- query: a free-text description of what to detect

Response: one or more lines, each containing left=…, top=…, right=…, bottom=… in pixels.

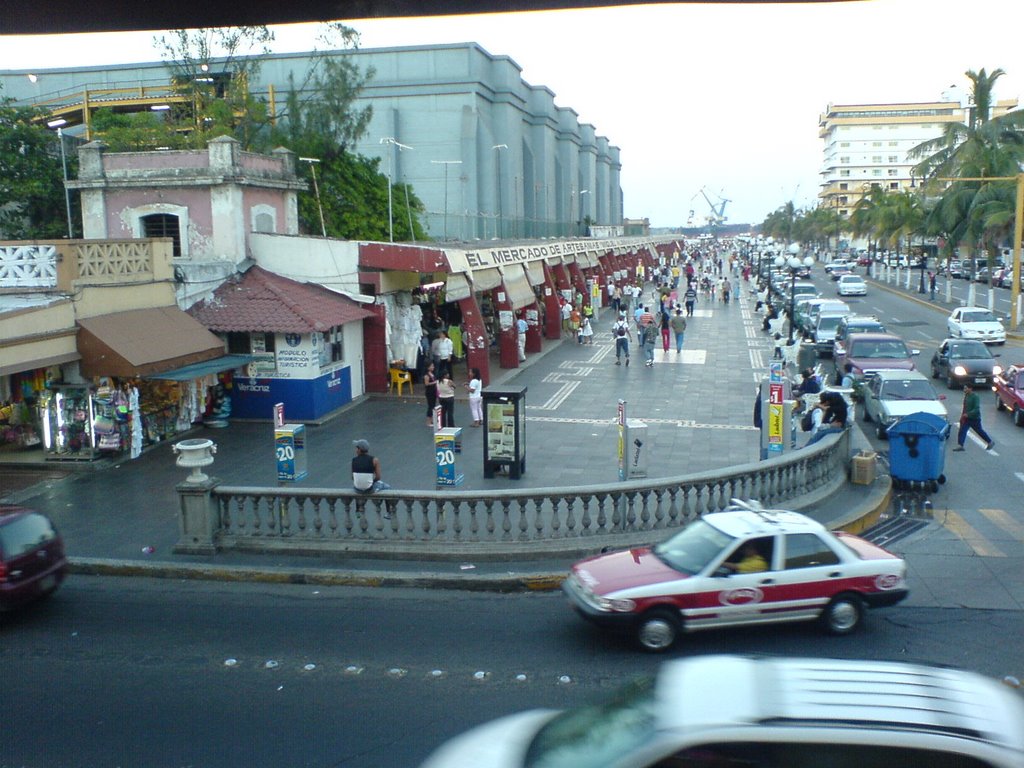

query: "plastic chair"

left=389, top=368, right=413, bottom=395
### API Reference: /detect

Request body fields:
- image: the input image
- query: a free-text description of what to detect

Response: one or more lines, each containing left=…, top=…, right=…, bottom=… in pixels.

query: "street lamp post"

left=578, top=189, right=590, bottom=236
left=492, top=144, right=507, bottom=239
left=299, top=157, right=326, bottom=237
left=431, top=160, right=462, bottom=241
left=380, top=137, right=413, bottom=243
left=775, top=243, right=815, bottom=344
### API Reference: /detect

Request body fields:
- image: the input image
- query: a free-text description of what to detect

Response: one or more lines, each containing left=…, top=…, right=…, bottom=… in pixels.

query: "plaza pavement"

left=3, top=279, right=891, bottom=590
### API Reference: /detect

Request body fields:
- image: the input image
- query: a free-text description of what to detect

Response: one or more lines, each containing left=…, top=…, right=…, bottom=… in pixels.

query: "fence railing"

left=175, top=431, right=850, bottom=560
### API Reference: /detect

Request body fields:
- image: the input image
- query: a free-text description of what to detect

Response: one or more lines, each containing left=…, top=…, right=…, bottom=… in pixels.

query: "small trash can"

left=886, top=411, right=950, bottom=491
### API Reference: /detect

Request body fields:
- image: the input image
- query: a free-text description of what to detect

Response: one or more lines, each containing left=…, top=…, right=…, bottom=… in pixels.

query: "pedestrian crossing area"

left=936, top=507, right=1024, bottom=558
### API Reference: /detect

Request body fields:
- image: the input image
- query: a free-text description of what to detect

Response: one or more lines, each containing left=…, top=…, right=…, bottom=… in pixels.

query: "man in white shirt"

left=435, top=331, right=454, bottom=377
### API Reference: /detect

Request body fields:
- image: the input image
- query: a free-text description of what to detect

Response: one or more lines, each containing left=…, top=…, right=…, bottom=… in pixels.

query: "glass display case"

left=40, top=385, right=97, bottom=460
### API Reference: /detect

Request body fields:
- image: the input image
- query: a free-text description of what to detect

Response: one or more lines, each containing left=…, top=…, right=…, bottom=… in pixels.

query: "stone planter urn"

left=173, top=438, right=217, bottom=483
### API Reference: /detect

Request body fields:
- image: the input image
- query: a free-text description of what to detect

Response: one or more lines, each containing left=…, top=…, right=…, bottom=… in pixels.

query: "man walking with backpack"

left=612, top=312, right=632, bottom=366
left=642, top=317, right=659, bottom=367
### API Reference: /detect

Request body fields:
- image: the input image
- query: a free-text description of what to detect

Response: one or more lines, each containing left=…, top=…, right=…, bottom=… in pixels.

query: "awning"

left=499, top=265, right=536, bottom=310
left=469, top=267, right=502, bottom=292
left=77, top=307, right=225, bottom=378
left=524, top=261, right=546, bottom=287
left=546, top=255, right=562, bottom=267
left=445, top=272, right=472, bottom=302
left=0, top=351, right=80, bottom=378
left=145, top=354, right=257, bottom=382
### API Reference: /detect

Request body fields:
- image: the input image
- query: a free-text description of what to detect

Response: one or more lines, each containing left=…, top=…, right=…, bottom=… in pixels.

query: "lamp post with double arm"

left=776, top=242, right=815, bottom=344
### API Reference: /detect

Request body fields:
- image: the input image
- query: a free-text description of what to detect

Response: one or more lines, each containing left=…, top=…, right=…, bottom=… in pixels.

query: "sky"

left=1, top=0, right=1021, bottom=228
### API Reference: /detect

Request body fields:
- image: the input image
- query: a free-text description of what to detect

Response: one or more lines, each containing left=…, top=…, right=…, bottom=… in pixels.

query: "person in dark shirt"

left=804, top=392, right=847, bottom=447
left=352, top=439, right=391, bottom=493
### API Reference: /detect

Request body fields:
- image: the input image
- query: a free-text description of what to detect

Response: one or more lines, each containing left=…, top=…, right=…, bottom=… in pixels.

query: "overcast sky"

left=1, top=0, right=1021, bottom=228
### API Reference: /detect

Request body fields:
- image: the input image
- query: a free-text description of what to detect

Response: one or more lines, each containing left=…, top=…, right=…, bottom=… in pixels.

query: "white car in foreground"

left=420, top=655, right=1024, bottom=768
left=837, top=274, right=867, bottom=296
left=947, top=306, right=1006, bottom=344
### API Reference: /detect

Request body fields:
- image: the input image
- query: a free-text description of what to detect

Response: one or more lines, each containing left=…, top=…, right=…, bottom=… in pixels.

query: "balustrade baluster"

left=547, top=497, right=559, bottom=538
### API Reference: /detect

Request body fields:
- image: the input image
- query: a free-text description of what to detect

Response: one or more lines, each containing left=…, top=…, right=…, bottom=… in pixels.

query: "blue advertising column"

left=275, top=424, right=308, bottom=483
left=435, top=427, right=464, bottom=487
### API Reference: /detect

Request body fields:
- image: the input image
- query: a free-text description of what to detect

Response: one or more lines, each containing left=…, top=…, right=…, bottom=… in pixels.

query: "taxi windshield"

left=652, top=519, right=734, bottom=575
left=962, top=310, right=997, bottom=323
left=524, top=677, right=657, bottom=768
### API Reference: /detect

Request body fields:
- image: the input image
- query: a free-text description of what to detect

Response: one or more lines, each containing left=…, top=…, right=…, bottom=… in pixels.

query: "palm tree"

left=911, top=68, right=1024, bottom=267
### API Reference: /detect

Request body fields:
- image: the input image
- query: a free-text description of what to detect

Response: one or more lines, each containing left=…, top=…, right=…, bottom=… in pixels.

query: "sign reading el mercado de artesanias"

left=444, top=237, right=663, bottom=272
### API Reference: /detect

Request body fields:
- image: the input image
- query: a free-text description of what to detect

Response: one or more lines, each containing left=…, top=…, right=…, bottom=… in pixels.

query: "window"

left=889, top=182, right=900, bottom=190
left=872, top=169, right=882, bottom=176
left=888, top=169, right=899, bottom=176
left=838, top=196, right=848, bottom=205
left=251, top=204, right=277, bottom=233
left=839, top=142, right=850, bottom=148
left=320, top=326, right=344, bottom=366
left=871, top=141, right=882, bottom=147
left=227, top=332, right=275, bottom=354
left=888, top=141, right=898, bottom=146
left=784, top=533, right=839, bottom=569
left=871, top=155, right=882, bottom=163
left=888, top=156, right=899, bottom=162
left=839, top=183, right=848, bottom=190
left=840, top=170, right=850, bottom=177
left=840, top=156, right=849, bottom=164
left=140, top=213, right=182, bottom=258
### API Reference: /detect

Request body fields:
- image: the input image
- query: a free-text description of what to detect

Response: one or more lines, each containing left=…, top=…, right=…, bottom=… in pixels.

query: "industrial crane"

left=700, top=186, right=731, bottom=226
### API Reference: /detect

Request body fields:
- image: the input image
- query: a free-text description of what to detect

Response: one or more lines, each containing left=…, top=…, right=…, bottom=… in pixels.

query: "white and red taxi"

left=563, top=505, right=907, bottom=652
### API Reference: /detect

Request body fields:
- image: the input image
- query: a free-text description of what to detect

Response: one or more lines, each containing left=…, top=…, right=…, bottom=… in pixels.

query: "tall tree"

left=0, top=93, right=76, bottom=239
left=911, top=67, right=1024, bottom=265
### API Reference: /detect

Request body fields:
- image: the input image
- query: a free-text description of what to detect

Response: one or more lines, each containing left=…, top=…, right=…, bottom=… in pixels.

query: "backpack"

left=800, top=410, right=814, bottom=432
left=643, top=324, right=658, bottom=344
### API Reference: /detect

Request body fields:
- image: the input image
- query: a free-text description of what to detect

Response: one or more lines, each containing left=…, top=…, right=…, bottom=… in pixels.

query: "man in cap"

left=352, top=439, right=391, bottom=493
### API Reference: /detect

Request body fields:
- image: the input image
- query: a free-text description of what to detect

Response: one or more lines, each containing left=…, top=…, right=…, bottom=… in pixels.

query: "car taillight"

left=0, top=560, right=7, bottom=582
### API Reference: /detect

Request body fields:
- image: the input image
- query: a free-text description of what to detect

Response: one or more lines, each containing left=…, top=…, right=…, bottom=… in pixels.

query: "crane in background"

left=700, top=186, right=731, bottom=226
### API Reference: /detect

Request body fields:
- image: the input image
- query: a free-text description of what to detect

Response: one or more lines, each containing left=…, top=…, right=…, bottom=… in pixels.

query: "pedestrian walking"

left=437, top=371, right=456, bottom=427
left=580, top=315, right=594, bottom=345
left=684, top=284, right=697, bottom=317
left=423, top=362, right=438, bottom=426
left=642, top=318, right=658, bottom=367
left=465, top=367, right=483, bottom=426
left=929, top=271, right=937, bottom=301
left=660, top=307, right=671, bottom=352
left=516, top=312, right=528, bottom=362
left=953, top=383, right=994, bottom=451
left=612, top=312, right=632, bottom=366
left=670, top=308, right=687, bottom=352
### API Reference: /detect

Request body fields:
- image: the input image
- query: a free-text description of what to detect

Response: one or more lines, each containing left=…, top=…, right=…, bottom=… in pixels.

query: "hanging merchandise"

left=129, top=385, right=142, bottom=459
left=40, top=384, right=98, bottom=460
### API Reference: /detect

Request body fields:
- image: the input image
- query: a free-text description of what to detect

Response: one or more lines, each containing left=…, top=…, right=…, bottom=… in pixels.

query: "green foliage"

left=89, top=109, right=191, bottom=151
left=0, top=94, right=76, bottom=239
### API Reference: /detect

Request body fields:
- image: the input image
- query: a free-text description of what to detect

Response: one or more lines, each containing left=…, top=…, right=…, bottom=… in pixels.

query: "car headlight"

left=953, top=365, right=968, bottom=376
left=595, top=596, right=636, bottom=612
left=993, top=365, right=1003, bottom=375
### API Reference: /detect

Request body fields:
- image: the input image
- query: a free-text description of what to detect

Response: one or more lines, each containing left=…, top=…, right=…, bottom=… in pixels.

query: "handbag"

left=959, top=413, right=968, bottom=426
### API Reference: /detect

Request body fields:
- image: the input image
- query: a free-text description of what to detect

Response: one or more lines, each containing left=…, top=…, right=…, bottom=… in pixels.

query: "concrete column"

left=174, top=478, right=221, bottom=555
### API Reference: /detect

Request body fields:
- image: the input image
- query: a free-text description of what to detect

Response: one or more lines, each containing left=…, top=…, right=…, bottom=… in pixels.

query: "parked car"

left=832, top=315, right=887, bottom=360
left=976, top=266, right=991, bottom=283
left=0, top=506, right=68, bottom=611
left=861, top=370, right=948, bottom=440
left=994, top=364, right=1024, bottom=426
left=833, top=332, right=919, bottom=384
left=562, top=503, right=907, bottom=652
left=947, top=259, right=964, bottom=279
left=930, top=338, right=1002, bottom=389
left=420, top=654, right=1024, bottom=768
left=811, top=312, right=848, bottom=357
left=992, top=267, right=1017, bottom=289
left=836, top=274, right=867, bottom=296
left=947, top=306, right=1006, bottom=345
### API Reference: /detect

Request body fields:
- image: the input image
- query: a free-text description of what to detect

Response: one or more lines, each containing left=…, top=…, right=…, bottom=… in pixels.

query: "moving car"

left=832, top=314, right=886, bottom=360
left=930, top=338, right=1002, bottom=389
left=947, top=306, right=1006, bottom=344
left=833, top=331, right=920, bottom=384
left=861, top=370, right=948, bottom=440
left=562, top=503, right=907, bottom=652
left=994, top=364, right=1024, bottom=426
left=823, top=259, right=851, bottom=274
left=836, top=273, right=867, bottom=296
left=0, top=506, right=68, bottom=611
left=419, top=655, right=1024, bottom=768
left=829, top=263, right=854, bottom=280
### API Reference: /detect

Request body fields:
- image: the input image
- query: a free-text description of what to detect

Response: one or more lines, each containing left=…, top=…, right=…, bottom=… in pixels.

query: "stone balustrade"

left=175, top=431, right=850, bottom=559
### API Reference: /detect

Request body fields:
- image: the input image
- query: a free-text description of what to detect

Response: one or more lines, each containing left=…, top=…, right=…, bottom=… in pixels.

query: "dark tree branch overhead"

left=1, top=0, right=842, bottom=36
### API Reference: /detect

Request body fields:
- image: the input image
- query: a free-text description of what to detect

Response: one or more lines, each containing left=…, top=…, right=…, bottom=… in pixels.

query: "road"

left=4, top=576, right=1024, bottom=768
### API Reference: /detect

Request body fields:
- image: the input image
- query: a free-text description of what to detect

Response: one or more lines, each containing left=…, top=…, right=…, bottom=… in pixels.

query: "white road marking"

left=1015, top=472, right=1024, bottom=485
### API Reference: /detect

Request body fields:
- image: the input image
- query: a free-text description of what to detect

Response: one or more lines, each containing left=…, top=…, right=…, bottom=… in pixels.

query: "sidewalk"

left=4, top=282, right=891, bottom=589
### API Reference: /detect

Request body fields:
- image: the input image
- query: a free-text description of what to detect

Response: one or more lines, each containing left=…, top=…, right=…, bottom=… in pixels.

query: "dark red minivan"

left=0, top=506, right=68, bottom=611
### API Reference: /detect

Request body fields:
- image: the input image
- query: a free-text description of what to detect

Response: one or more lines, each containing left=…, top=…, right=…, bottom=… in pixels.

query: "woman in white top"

left=580, top=316, right=594, bottom=345
left=465, top=367, right=483, bottom=426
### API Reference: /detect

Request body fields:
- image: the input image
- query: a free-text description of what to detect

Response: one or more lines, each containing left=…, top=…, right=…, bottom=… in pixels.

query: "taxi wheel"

left=821, top=594, right=863, bottom=635
left=635, top=608, right=679, bottom=653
